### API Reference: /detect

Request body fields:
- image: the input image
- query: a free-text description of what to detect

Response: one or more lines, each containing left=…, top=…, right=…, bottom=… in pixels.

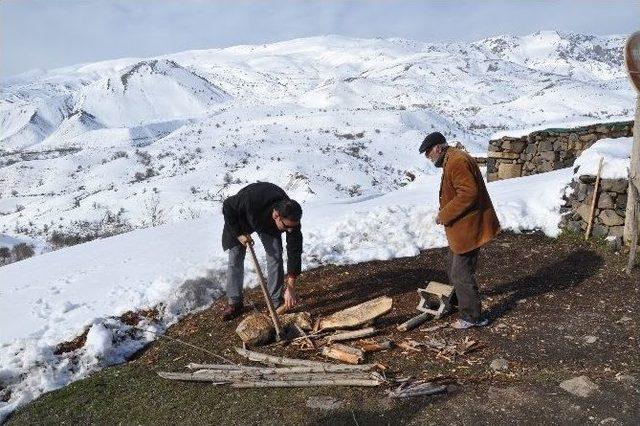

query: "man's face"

left=425, top=144, right=442, bottom=164
left=273, top=211, right=300, bottom=233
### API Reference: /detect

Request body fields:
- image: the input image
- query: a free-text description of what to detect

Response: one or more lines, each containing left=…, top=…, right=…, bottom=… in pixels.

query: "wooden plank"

left=231, top=379, right=381, bottom=388
left=424, top=281, right=454, bottom=297
left=157, top=371, right=228, bottom=384
left=186, top=363, right=378, bottom=373
left=235, top=347, right=327, bottom=366
left=327, top=327, right=377, bottom=343
left=318, top=296, right=393, bottom=330
left=186, top=363, right=256, bottom=371
left=159, top=370, right=377, bottom=384
left=234, top=347, right=374, bottom=370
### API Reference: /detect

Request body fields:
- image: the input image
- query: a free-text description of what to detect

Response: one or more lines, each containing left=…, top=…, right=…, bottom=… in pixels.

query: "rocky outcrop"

left=487, top=121, right=633, bottom=181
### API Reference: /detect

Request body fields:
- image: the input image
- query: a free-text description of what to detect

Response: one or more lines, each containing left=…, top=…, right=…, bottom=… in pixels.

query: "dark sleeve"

left=222, top=196, right=244, bottom=238
left=285, top=227, right=303, bottom=276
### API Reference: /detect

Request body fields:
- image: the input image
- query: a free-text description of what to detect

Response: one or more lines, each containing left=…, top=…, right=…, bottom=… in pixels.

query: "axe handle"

left=247, top=244, right=284, bottom=340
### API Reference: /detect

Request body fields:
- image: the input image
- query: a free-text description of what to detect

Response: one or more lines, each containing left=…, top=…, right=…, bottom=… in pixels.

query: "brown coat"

left=436, top=147, right=500, bottom=254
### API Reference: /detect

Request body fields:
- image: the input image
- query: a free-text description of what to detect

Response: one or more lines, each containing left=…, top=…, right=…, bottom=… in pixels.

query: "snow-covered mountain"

left=0, top=31, right=634, bottom=247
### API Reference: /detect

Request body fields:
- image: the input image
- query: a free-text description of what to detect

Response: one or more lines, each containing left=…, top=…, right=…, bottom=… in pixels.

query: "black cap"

left=419, top=132, right=446, bottom=154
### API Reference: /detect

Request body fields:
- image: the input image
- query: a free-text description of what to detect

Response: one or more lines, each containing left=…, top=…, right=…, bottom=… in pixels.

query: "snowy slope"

left=0, top=32, right=634, bottom=249
left=0, top=167, right=573, bottom=420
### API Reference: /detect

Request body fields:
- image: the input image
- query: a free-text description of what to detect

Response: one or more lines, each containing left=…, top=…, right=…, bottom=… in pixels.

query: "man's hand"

left=283, top=276, right=298, bottom=309
left=238, top=234, right=254, bottom=246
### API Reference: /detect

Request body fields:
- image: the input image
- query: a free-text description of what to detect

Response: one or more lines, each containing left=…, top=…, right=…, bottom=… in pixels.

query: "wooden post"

left=624, top=31, right=640, bottom=272
left=585, top=157, right=604, bottom=241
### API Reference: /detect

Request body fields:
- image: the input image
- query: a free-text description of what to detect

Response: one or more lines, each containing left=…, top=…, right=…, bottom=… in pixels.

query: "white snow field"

left=0, top=31, right=635, bottom=420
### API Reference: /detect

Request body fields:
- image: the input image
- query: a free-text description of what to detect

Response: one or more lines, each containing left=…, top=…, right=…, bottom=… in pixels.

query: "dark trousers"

left=448, top=248, right=481, bottom=322
left=226, top=232, right=284, bottom=307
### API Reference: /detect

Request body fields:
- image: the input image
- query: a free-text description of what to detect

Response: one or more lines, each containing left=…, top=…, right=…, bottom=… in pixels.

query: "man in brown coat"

left=419, top=132, right=501, bottom=329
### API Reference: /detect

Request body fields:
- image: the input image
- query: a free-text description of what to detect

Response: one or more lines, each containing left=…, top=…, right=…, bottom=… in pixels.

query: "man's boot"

left=222, top=302, right=243, bottom=321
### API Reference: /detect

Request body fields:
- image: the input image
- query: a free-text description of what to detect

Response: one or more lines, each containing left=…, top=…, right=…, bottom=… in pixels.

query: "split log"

left=397, top=312, right=431, bottom=332
left=327, top=327, right=377, bottom=343
left=186, top=363, right=257, bottom=371
left=186, top=363, right=378, bottom=373
left=357, top=339, right=394, bottom=353
left=321, top=343, right=365, bottom=365
left=236, top=312, right=313, bottom=346
left=235, top=347, right=328, bottom=366
left=157, top=371, right=228, bottom=384
left=235, top=347, right=372, bottom=370
left=236, top=313, right=275, bottom=346
left=160, top=369, right=374, bottom=382
left=232, top=378, right=381, bottom=388
left=318, top=296, right=393, bottom=330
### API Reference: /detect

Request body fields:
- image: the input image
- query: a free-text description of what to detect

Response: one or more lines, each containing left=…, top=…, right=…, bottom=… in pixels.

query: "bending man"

left=420, top=132, right=501, bottom=329
left=221, top=182, right=303, bottom=320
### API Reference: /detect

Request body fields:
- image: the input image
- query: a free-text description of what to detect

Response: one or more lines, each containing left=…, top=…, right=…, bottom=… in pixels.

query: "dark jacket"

left=436, top=147, right=501, bottom=254
left=221, top=182, right=303, bottom=276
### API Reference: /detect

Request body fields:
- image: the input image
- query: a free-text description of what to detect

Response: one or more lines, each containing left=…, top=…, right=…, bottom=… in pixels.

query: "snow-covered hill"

left=0, top=31, right=634, bottom=248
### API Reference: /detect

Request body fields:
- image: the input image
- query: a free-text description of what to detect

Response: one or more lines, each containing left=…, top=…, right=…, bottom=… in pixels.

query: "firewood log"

left=321, top=343, right=365, bottom=364
left=318, top=296, right=392, bottom=330
left=327, top=327, right=377, bottom=343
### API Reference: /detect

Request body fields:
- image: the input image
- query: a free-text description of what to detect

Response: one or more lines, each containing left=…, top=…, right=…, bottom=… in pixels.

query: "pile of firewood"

left=157, top=295, right=465, bottom=397
left=236, top=296, right=394, bottom=365
left=158, top=347, right=384, bottom=388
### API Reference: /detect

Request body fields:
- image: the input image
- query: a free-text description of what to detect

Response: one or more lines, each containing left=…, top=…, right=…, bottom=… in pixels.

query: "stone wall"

left=560, top=175, right=628, bottom=249
left=486, top=121, right=633, bottom=182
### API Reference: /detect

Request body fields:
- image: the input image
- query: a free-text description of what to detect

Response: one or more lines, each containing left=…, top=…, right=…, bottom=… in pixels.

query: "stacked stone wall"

left=560, top=176, right=628, bottom=248
left=486, top=121, right=633, bottom=181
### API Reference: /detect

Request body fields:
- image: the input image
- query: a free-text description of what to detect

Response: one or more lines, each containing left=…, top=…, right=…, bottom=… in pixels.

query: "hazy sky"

left=1, top=0, right=638, bottom=77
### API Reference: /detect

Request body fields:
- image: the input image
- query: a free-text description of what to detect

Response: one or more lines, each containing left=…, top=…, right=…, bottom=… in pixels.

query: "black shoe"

left=222, top=303, right=243, bottom=321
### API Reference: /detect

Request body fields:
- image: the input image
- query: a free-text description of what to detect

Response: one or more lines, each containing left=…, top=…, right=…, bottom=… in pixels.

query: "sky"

left=1, top=0, right=638, bottom=77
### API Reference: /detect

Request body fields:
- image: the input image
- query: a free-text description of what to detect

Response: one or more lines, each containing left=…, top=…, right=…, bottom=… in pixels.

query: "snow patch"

left=572, top=137, right=633, bottom=179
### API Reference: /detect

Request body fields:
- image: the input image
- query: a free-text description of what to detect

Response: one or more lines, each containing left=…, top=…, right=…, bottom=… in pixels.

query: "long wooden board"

left=318, top=296, right=393, bottom=330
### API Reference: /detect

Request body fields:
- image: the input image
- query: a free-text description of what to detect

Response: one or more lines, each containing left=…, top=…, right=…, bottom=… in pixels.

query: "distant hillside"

left=0, top=31, right=634, bottom=245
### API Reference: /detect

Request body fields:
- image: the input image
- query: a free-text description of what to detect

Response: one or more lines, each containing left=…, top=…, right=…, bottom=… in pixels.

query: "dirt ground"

left=6, top=231, right=640, bottom=425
